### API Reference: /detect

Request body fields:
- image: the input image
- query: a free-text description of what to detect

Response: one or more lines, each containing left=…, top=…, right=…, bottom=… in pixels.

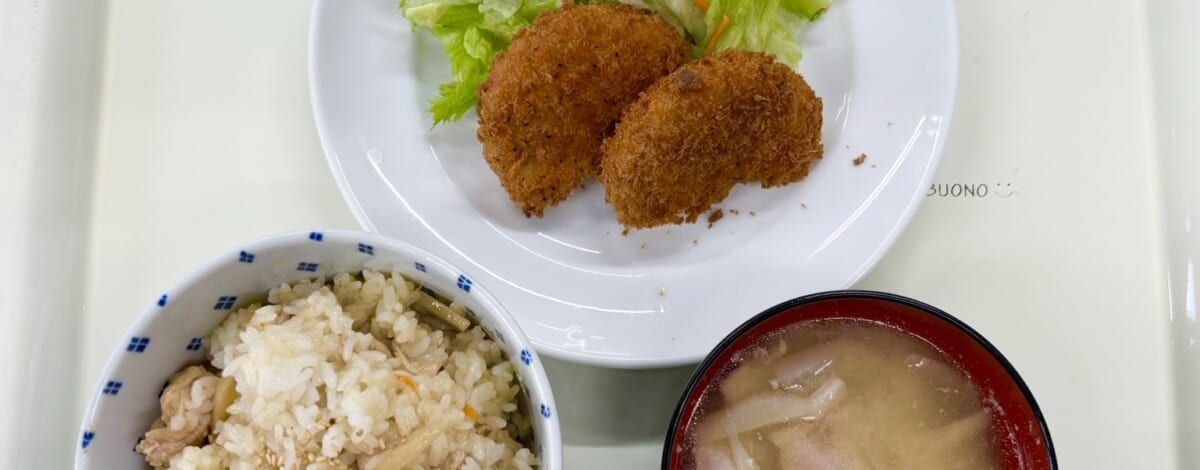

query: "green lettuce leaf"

left=609, top=0, right=832, bottom=64
left=399, top=0, right=556, bottom=125
left=702, top=0, right=832, bottom=64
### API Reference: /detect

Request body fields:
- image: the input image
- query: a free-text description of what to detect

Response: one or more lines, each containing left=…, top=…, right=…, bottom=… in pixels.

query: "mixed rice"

left=135, top=270, right=537, bottom=470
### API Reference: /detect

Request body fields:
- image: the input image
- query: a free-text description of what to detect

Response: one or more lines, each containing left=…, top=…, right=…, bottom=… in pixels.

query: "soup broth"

left=681, top=319, right=999, bottom=470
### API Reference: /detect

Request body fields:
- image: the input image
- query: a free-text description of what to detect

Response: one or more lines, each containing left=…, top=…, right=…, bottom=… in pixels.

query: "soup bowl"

left=663, top=291, right=1055, bottom=469
left=75, top=230, right=562, bottom=469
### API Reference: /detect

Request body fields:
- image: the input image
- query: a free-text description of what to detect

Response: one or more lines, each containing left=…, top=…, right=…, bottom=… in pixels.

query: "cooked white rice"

left=149, top=270, right=536, bottom=470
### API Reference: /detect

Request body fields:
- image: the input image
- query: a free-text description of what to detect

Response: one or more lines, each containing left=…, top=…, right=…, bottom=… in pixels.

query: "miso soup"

left=681, top=320, right=1000, bottom=470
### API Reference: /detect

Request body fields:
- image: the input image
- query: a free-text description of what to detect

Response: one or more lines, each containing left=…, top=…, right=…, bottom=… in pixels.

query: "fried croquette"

left=477, top=3, right=691, bottom=217
left=599, top=50, right=824, bottom=229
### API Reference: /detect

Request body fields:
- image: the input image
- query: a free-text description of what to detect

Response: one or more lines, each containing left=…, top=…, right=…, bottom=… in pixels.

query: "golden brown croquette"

left=477, top=3, right=691, bottom=217
left=599, top=50, right=823, bottom=229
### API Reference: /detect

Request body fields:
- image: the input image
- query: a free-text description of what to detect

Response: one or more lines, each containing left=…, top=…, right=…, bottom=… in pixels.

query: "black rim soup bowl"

left=662, top=291, right=1056, bottom=470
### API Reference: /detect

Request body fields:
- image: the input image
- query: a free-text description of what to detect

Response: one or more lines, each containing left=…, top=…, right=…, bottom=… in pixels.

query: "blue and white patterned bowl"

left=74, top=230, right=562, bottom=469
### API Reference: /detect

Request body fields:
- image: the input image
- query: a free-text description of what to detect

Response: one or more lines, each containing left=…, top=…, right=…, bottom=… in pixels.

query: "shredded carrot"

left=394, top=372, right=418, bottom=389
left=704, top=15, right=731, bottom=56
left=463, top=403, right=479, bottom=422
left=693, top=0, right=709, bottom=11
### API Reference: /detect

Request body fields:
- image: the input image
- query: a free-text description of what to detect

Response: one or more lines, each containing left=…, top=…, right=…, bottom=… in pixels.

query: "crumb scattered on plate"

left=853, top=153, right=867, bottom=166
left=707, top=208, right=725, bottom=228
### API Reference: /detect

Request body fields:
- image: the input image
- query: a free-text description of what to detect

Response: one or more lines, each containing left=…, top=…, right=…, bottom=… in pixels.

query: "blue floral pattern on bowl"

left=212, top=295, right=237, bottom=310
left=102, top=381, right=122, bottom=396
left=125, top=337, right=150, bottom=353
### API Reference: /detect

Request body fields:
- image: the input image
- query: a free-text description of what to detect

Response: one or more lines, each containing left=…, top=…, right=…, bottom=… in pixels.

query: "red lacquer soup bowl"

left=663, top=291, right=1056, bottom=469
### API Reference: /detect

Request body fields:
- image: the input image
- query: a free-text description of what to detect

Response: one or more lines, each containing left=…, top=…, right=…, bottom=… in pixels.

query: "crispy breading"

left=476, top=3, right=690, bottom=217
left=599, top=50, right=824, bottom=229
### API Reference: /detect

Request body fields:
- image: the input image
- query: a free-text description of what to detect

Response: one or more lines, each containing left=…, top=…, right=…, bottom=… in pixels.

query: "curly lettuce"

left=613, top=0, right=832, bottom=64
left=701, top=0, right=831, bottom=64
left=400, top=0, right=556, bottom=125
left=402, top=0, right=831, bottom=124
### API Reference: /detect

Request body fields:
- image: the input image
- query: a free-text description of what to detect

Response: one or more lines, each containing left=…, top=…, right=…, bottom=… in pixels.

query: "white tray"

left=1, top=0, right=1195, bottom=468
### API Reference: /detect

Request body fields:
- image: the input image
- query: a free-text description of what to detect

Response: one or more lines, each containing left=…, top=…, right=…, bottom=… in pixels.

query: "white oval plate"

left=309, top=0, right=957, bottom=368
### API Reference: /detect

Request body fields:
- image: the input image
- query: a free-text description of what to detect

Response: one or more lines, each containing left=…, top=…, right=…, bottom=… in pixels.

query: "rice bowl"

left=75, top=231, right=561, bottom=470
